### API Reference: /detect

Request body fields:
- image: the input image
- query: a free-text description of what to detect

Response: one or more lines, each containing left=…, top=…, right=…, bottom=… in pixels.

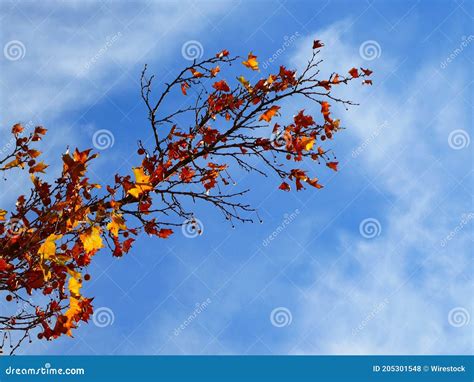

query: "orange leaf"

left=348, top=68, right=359, bottom=78
left=158, top=228, right=173, bottom=238
left=12, top=123, right=24, bottom=135
left=181, top=82, right=189, bottom=95
left=210, top=66, right=220, bottom=77
left=189, top=68, right=203, bottom=78
left=212, top=80, right=230, bottom=92
left=326, top=161, right=338, bottom=171
left=242, top=52, right=259, bottom=71
left=216, top=49, right=229, bottom=58
left=259, top=106, right=280, bottom=122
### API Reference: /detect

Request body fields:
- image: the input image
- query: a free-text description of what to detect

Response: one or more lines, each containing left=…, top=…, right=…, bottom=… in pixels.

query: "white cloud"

left=285, top=21, right=473, bottom=355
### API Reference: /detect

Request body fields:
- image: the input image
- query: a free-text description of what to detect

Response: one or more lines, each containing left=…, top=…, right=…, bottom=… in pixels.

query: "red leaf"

left=326, top=161, right=338, bottom=171
left=212, top=80, right=230, bottom=92
left=348, top=68, right=359, bottom=78
left=312, top=40, right=324, bottom=49
left=279, top=182, right=291, bottom=191
left=158, top=229, right=173, bottom=238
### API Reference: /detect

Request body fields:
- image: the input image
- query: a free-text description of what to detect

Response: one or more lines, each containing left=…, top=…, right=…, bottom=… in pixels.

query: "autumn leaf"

left=189, top=68, right=203, bottom=78
left=29, top=161, right=48, bottom=174
left=300, top=136, right=315, bottom=151
left=0, top=258, right=12, bottom=271
left=12, top=123, right=24, bottom=135
left=279, top=182, right=291, bottom=191
left=361, top=68, right=373, bottom=76
left=38, top=234, right=63, bottom=260
left=348, top=67, right=359, bottom=78
left=210, top=66, right=220, bottom=77
left=106, top=214, right=127, bottom=237
left=0, top=209, right=6, bottom=221
left=312, top=40, right=324, bottom=49
left=180, top=166, right=195, bottom=182
left=158, top=228, right=173, bottom=238
left=363, top=80, right=373, bottom=85
left=181, top=82, right=189, bottom=95
left=242, top=52, right=259, bottom=71
left=212, top=80, right=230, bottom=92
left=237, top=75, right=251, bottom=90
left=326, top=161, right=338, bottom=171
left=307, top=178, right=323, bottom=189
left=259, top=106, right=280, bottom=122
left=216, top=49, right=229, bottom=58
left=128, top=167, right=153, bottom=198
left=80, top=226, right=104, bottom=253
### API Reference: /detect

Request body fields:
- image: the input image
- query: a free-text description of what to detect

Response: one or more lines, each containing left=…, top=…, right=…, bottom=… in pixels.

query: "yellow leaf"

left=242, top=52, right=259, bottom=71
left=301, top=137, right=315, bottom=151
left=106, top=213, right=127, bottom=237
left=237, top=76, right=252, bottom=93
left=127, top=167, right=153, bottom=198
left=68, top=276, right=82, bottom=297
left=0, top=209, right=6, bottom=221
left=38, top=234, right=63, bottom=260
left=80, top=226, right=103, bottom=252
left=64, top=271, right=83, bottom=336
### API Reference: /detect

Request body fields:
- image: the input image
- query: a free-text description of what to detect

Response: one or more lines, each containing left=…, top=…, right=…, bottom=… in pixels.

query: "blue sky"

left=0, top=0, right=472, bottom=355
